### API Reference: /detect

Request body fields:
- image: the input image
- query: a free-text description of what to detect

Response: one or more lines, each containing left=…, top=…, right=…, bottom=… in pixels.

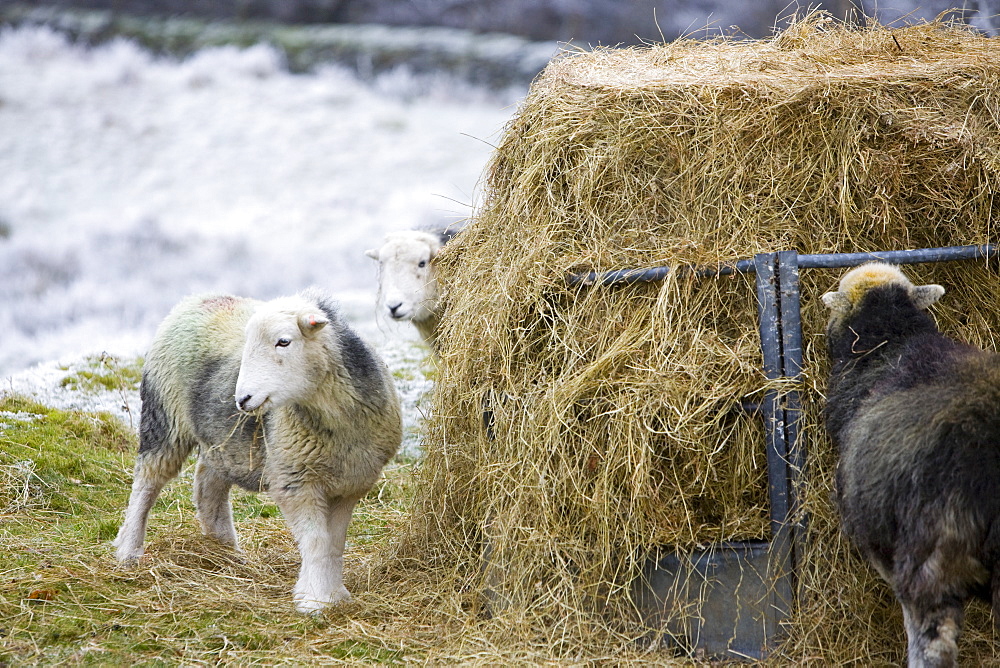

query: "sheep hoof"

left=114, top=550, right=143, bottom=567
left=294, top=588, right=351, bottom=614
left=295, top=599, right=328, bottom=615
left=113, top=535, right=144, bottom=563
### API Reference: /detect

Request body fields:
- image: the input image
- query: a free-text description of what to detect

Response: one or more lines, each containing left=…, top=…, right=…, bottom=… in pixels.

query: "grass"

left=59, top=354, right=143, bottom=395
left=0, top=393, right=420, bottom=665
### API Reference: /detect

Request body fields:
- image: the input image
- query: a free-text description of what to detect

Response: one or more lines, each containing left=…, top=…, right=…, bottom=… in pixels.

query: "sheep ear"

left=364, top=248, right=380, bottom=260
left=911, top=284, right=945, bottom=310
left=298, top=312, right=329, bottom=336
left=821, top=291, right=851, bottom=312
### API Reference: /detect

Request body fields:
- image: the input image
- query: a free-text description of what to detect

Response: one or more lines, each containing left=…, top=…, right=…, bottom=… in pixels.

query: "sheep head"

left=365, top=230, right=444, bottom=324
left=234, top=296, right=331, bottom=414
left=822, top=262, right=944, bottom=317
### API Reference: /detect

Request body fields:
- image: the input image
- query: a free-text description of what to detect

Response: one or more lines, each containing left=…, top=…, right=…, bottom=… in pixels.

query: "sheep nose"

left=237, top=394, right=253, bottom=412
left=388, top=303, right=403, bottom=318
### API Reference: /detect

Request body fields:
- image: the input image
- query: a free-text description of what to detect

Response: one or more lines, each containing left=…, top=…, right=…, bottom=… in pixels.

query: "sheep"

left=364, top=227, right=459, bottom=348
left=113, top=288, right=402, bottom=613
left=822, top=261, right=1000, bottom=667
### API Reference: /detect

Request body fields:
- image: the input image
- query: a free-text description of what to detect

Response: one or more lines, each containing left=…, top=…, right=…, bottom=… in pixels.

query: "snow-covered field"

left=0, top=25, right=521, bottom=454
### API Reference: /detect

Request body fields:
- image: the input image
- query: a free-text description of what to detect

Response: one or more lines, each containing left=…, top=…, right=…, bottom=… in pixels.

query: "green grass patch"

left=59, top=354, right=143, bottom=394
left=0, top=392, right=423, bottom=665
left=391, top=367, right=417, bottom=382
left=326, top=639, right=404, bottom=662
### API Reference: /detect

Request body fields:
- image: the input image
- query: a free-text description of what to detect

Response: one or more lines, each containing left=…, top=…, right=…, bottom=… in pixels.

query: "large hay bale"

left=401, top=14, right=1000, bottom=662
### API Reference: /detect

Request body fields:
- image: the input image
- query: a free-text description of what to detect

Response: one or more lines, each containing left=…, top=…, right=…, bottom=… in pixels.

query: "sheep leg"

left=113, top=440, right=192, bottom=562
left=900, top=599, right=963, bottom=668
left=277, top=491, right=358, bottom=614
left=192, top=459, right=239, bottom=549
left=320, top=495, right=358, bottom=602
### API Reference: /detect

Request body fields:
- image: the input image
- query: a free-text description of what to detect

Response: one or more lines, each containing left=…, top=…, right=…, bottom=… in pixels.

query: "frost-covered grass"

left=58, top=353, right=143, bottom=395
left=0, top=24, right=514, bottom=376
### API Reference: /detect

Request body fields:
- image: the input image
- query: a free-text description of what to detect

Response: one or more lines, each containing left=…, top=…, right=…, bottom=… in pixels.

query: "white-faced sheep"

left=113, top=288, right=402, bottom=613
left=823, top=262, right=1000, bottom=667
left=365, top=228, right=458, bottom=348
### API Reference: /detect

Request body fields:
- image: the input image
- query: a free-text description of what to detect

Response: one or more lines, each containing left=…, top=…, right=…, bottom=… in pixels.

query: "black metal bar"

left=571, top=265, right=672, bottom=287
left=569, top=243, right=998, bottom=287
left=754, top=253, right=790, bottom=534
left=796, top=243, right=998, bottom=269
left=776, top=251, right=807, bottom=597
left=755, top=252, right=795, bottom=626
left=568, top=258, right=756, bottom=286
left=777, top=251, right=803, bottom=534
left=776, top=251, right=803, bottom=381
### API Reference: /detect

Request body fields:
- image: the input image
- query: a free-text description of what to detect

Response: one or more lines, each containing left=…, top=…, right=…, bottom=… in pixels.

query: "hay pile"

left=396, top=13, right=1000, bottom=663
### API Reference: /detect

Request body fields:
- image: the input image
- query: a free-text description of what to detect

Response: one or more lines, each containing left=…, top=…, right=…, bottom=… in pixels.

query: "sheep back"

left=835, top=354, right=1000, bottom=586
left=140, top=294, right=266, bottom=489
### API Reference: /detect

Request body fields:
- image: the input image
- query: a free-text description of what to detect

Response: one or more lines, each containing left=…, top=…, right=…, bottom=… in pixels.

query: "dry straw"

left=392, top=11, right=1000, bottom=664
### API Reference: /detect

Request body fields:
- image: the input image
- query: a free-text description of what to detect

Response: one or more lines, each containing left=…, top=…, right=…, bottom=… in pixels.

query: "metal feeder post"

left=633, top=251, right=805, bottom=660
left=623, top=244, right=998, bottom=659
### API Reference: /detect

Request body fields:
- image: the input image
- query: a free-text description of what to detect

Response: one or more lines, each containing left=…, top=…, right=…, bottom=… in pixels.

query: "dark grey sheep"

left=823, top=262, right=1000, bottom=668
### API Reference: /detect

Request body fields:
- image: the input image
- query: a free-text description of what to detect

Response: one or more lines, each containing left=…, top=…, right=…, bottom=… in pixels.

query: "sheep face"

left=365, top=231, right=443, bottom=324
left=821, top=262, right=944, bottom=332
left=234, top=302, right=330, bottom=414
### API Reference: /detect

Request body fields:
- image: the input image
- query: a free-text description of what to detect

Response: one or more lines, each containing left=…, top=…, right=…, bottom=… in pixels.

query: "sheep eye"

left=276, top=338, right=291, bottom=348
left=418, top=260, right=427, bottom=268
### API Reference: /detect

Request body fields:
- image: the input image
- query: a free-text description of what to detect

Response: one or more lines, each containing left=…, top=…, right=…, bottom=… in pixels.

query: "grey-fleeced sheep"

left=823, top=262, right=1000, bottom=668
left=113, top=288, right=402, bottom=613
left=365, top=227, right=459, bottom=348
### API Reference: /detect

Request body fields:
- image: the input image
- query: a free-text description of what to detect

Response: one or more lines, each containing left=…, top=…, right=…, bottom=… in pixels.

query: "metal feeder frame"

left=570, top=243, right=999, bottom=660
